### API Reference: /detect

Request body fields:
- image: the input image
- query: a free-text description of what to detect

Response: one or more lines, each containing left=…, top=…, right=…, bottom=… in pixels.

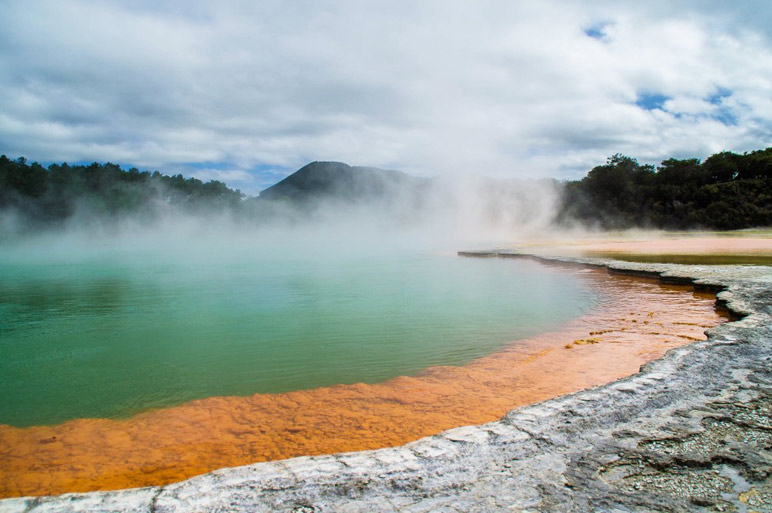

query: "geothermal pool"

left=0, top=238, right=597, bottom=427
left=0, top=236, right=727, bottom=498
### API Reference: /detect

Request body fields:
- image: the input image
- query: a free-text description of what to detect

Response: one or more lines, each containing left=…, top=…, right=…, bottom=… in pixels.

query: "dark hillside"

left=258, top=161, right=427, bottom=205
left=557, top=148, right=772, bottom=230
left=0, top=156, right=244, bottom=229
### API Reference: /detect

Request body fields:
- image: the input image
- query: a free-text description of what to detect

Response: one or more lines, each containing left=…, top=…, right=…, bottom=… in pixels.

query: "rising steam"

left=0, top=163, right=568, bottom=254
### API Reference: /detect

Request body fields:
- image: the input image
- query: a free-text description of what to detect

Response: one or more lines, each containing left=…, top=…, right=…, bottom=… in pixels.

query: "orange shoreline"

left=0, top=267, right=727, bottom=498
left=519, top=234, right=772, bottom=257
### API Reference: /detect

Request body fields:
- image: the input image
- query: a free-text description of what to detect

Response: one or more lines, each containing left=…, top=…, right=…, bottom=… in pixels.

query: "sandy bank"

left=517, top=231, right=772, bottom=265
left=1, top=248, right=771, bottom=512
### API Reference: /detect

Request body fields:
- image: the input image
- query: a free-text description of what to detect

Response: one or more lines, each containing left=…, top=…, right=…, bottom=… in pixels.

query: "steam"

left=0, top=169, right=569, bottom=254
left=246, top=172, right=568, bottom=248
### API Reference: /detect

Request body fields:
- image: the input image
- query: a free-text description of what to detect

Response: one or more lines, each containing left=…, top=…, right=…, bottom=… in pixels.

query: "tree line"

left=1, top=147, right=771, bottom=231
left=0, top=157, right=246, bottom=229
left=558, top=148, right=772, bottom=229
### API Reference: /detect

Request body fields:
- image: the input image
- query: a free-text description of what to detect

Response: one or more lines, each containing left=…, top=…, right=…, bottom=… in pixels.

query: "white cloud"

left=0, top=0, right=770, bottom=189
left=189, top=169, right=254, bottom=184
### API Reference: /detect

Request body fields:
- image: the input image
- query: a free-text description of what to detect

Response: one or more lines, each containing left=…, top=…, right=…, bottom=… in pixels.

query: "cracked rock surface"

left=2, top=253, right=770, bottom=513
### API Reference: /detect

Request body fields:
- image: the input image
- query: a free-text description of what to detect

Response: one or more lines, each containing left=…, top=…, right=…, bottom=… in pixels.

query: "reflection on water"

left=0, top=278, right=131, bottom=325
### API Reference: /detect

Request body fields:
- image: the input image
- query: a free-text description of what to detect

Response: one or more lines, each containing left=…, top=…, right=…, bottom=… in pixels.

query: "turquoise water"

left=0, top=236, right=598, bottom=427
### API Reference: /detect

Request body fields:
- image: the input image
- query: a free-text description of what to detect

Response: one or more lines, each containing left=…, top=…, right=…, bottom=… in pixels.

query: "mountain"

left=258, top=161, right=427, bottom=205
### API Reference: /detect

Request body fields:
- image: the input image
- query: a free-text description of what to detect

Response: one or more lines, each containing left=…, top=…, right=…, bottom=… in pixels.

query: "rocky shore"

left=2, top=251, right=770, bottom=513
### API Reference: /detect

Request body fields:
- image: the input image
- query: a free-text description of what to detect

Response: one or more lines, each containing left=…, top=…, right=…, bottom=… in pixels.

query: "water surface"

left=0, top=236, right=597, bottom=426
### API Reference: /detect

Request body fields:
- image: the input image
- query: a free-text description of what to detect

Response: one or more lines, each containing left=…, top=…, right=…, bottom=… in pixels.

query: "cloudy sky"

left=1, top=0, right=771, bottom=194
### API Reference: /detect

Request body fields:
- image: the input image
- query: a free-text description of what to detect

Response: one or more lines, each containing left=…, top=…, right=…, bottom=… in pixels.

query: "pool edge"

left=3, top=254, right=771, bottom=512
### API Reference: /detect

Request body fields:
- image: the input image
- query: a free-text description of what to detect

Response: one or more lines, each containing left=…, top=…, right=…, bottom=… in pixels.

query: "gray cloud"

left=1, top=0, right=771, bottom=190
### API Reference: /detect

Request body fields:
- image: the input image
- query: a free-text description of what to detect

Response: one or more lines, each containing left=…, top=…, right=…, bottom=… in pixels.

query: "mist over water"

left=0, top=158, right=567, bottom=249
left=0, top=227, right=598, bottom=427
left=261, top=172, right=565, bottom=247
left=0, top=171, right=601, bottom=427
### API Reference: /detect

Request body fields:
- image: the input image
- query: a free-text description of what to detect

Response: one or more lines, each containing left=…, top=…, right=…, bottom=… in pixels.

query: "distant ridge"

left=2, top=146, right=770, bottom=231
left=258, top=161, right=426, bottom=204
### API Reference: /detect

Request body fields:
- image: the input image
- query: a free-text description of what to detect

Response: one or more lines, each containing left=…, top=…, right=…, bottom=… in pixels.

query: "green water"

left=0, top=236, right=598, bottom=427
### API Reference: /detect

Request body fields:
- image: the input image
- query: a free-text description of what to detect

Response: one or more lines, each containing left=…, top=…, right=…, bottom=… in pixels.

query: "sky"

left=1, top=0, right=771, bottom=195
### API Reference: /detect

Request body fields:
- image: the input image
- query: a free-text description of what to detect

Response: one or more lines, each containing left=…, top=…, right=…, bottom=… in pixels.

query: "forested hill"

left=1, top=147, right=771, bottom=231
left=558, top=148, right=772, bottom=230
left=259, top=161, right=427, bottom=205
left=0, top=156, right=245, bottom=227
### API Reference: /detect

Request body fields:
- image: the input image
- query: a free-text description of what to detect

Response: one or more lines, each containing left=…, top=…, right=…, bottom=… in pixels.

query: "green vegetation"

left=1, top=147, right=770, bottom=231
left=0, top=156, right=245, bottom=229
left=558, top=148, right=772, bottom=230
